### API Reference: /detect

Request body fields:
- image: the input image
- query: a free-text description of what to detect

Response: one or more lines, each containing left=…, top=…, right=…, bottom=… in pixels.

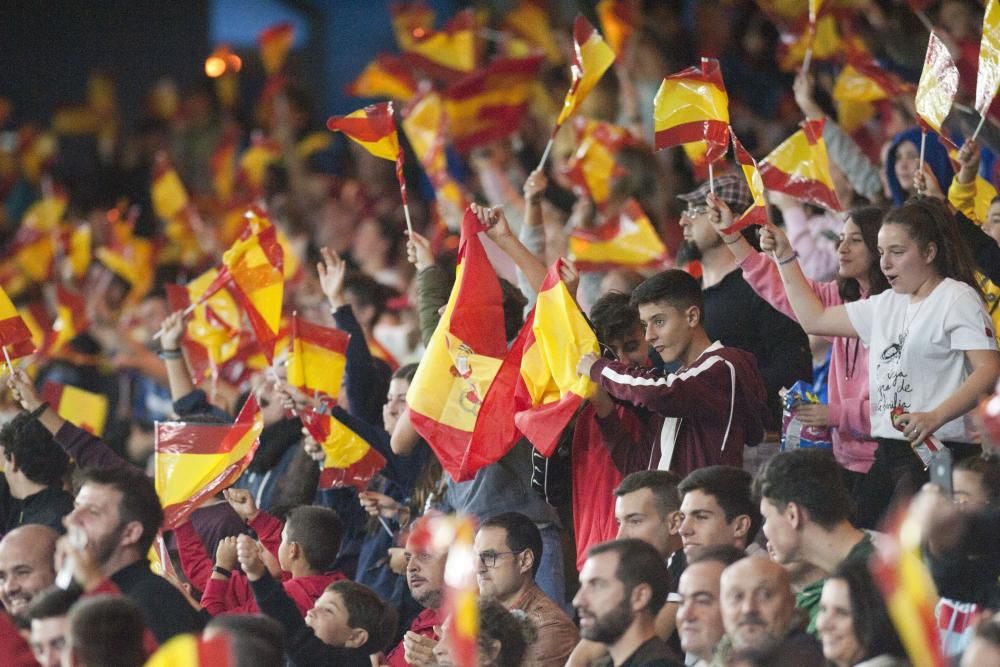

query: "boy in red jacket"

left=175, top=488, right=345, bottom=616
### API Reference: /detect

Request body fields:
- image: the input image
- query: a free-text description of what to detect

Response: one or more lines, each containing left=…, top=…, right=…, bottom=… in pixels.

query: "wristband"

left=28, top=402, right=50, bottom=420
left=777, top=251, right=799, bottom=266
left=213, top=565, right=231, bottom=578
left=158, top=348, right=182, bottom=360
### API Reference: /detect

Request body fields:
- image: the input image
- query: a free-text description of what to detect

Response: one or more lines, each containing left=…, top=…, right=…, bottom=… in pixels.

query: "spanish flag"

left=10, top=228, right=54, bottom=284
left=347, top=55, right=419, bottom=103
left=145, top=633, right=232, bottom=667
left=503, top=0, right=563, bottom=65
left=288, top=315, right=349, bottom=403
left=568, top=199, right=668, bottom=273
left=41, top=382, right=108, bottom=436
left=654, top=58, right=730, bottom=163
left=155, top=396, right=263, bottom=530
left=64, top=224, right=92, bottom=280
left=916, top=32, right=959, bottom=138
left=49, top=285, right=89, bottom=355
left=725, top=135, right=769, bottom=234
left=259, top=22, right=295, bottom=76
left=777, top=14, right=844, bottom=72
left=833, top=53, right=915, bottom=134
left=237, top=136, right=282, bottom=195
left=151, top=152, right=189, bottom=222
left=17, top=302, right=49, bottom=356
left=442, top=55, right=544, bottom=153
left=166, top=269, right=243, bottom=382
left=327, top=102, right=401, bottom=162
left=391, top=1, right=437, bottom=52
left=211, top=129, right=238, bottom=203
left=20, top=188, right=68, bottom=232
left=563, top=118, right=634, bottom=209
left=596, top=0, right=637, bottom=58
left=870, top=511, right=948, bottom=667
left=407, top=208, right=508, bottom=479
left=556, top=16, right=616, bottom=129
left=977, top=0, right=1000, bottom=116
left=759, top=118, right=842, bottom=212
left=96, top=235, right=156, bottom=305
left=0, top=286, right=34, bottom=360
left=402, top=9, right=478, bottom=78
left=300, top=407, right=386, bottom=491
left=402, top=92, right=468, bottom=211
left=442, top=516, right=479, bottom=667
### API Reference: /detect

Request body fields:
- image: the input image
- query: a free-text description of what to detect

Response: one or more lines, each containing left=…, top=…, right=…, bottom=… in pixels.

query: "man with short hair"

left=62, top=595, right=147, bottom=667
left=676, top=545, right=743, bottom=667
left=0, top=524, right=58, bottom=620
left=0, top=412, right=73, bottom=534
left=676, top=466, right=761, bottom=557
left=578, top=270, right=767, bottom=475
left=383, top=517, right=448, bottom=667
left=573, top=539, right=683, bottom=666
left=63, top=466, right=203, bottom=643
left=475, top=512, right=578, bottom=667
left=753, top=450, right=874, bottom=630
left=26, top=586, right=77, bottom=667
left=718, top=556, right=822, bottom=662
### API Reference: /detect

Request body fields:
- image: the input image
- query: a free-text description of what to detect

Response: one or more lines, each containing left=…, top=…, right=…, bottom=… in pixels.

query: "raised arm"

left=473, top=203, right=547, bottom=292
left=158, top=309, right=196, bottom=403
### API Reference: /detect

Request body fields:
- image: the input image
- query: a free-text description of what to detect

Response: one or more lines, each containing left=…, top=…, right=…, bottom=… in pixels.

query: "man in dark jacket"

left=0, top=411, right=73, bottom=535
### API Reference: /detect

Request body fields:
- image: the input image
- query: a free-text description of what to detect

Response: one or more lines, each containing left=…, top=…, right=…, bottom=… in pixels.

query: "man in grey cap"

left=677, top=173, right=811, bottom=430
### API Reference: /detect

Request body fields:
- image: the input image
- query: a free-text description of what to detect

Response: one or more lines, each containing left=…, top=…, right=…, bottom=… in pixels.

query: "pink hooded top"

left=739, top=251, right=876, bottom=472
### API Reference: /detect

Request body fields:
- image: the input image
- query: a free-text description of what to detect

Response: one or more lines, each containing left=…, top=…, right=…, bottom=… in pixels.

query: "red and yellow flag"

left=407, top=208, right=508, bottom=479
left=259, top=22, right=295, bottom=76
left=977, top=0, right=1000, bottom=116
left=503, top=0, right=563, bottom=64
left=151, top=152, right=189, bottom=222
left=166, top=268, right=243, bottom=383
left=300, top=407, right=387, bottom=491
left=145, top=633, right=232, bottom=667
left=288, top=315, right=349, bottom=403
left=654, top=58, right=730, bottom=163
left=596, top=0, right=637, bottom=58
left=759, top=118, right=841, bottom=212
left=556, top=16, right=616, bottom=129
left=49, top=285, right=89, bottom=355
left=17, top=302, right=50, bottom=356
left=568, top=200, right=669, bottom=273
left=833, top=52, right=915, bottom=134
left=777, top=14, right=844, bottom=71
left=346, top=55, right=419, bottom=103
left=402, top=9, right=478, bottom=78
left=391, top=1, right=436, bottom=52
left=0, top=286, right=34, bottom=360
left=155, top=396, right=263, bottom=530
left=442, top=55, right=544, bottom=153
left=915, top=32, right=959, bottom=138
left=237, top=134, right=282, bottom=195
left=562, top=118, right=634, bottom=209
left=211, top=129, right=238, bottom=203
left=725, top=136, right=769, bottom=234
left=41, top=382, right=108, bottom=436
left=402, top=92, right=468, bottom=212
left=327, top=102, right=401, bottom=162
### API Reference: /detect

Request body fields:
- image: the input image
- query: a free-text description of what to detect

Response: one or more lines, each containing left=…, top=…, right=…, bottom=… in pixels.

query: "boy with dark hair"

left=175, top=488, right=345, bottom=617
left=62, top=595, right=147, bottom=667
left=677, top=466, right=761, bottom=557
left=0, top=411, right=73, bottom=533
left=579, top=269, right=767, bottom=475
left=27, top=586, right=77, bottom=667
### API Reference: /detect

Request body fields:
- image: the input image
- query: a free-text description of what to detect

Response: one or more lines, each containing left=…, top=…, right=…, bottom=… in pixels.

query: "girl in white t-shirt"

left=758, top=197, right=999, bottom=520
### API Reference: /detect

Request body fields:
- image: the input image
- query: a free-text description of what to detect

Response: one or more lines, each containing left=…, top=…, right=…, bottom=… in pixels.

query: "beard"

left=414, top=588, right=443, bottom=610
left=579, top=595, right=633, bottom=644
left=88, top=525, right=125, bottom=568
left=678, top=240, right=702, bottom=263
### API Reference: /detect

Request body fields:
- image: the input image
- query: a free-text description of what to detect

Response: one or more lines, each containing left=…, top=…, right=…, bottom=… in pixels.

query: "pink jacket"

left=739, top=252, right=876, bottom=472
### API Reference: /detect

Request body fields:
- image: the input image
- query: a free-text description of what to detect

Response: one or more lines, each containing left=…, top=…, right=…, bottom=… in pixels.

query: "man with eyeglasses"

left=475, top=512, right=578, bottom=666
left=678, top=174, right=812, bottom=430
left=383, top=516, right=448, bottom=667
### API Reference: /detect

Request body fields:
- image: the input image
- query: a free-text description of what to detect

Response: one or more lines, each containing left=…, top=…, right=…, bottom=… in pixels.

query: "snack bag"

left=780, top=380, right=833, bottom=451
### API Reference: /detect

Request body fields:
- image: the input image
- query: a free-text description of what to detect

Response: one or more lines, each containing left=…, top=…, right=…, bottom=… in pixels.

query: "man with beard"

left=678, top=177, right=812, bottom=429
left=717, top=556, right=822, bottom=663
left=573, top=539, right=683, bottom=666
left=0, top=525, right=57, bottom=621
left=63, top=466, right=203, bottom=643
left=382, top=517, right=447, bottom=667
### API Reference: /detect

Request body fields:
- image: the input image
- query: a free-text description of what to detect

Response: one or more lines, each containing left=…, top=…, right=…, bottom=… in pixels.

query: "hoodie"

left=885, top=127, right=954, bottom=205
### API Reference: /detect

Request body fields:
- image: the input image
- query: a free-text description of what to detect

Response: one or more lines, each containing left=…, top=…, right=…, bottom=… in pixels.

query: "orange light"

left=205, top=56, right=227, bottom=78
left=412, top=27, right=427, bottom=39
left=225, top=54, right=242, bottom=73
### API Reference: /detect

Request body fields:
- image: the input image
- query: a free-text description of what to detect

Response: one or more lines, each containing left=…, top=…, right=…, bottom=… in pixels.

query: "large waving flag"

left=0, top=286, right=35, bottom=360
left=259, top=22, right=295, bottom=76
left=759, top=118, right=842, bottom=212
left=725, top=136, right=769, bottom=234
left=503, top=0, right=562, bottom=64
left=401, top=9, right=478, bottom=78
left=977, top=0, right=1000, bottom=118
left=288, top=315, right=349, bottom=403
left=145, top=634, right=231, bottom=667
left=832, top=52, right=915, bottom=133
left=402, top=93, right=468, bottom=213
left=653, top=58, right=730, bottom=163
left=562, top=118, right=634, bottom=210
left=346, top=55, right=419, bottom=103
left=462, top=261, right=599, bottom=478
left=327, top=102, right=401, bottom=161
left=407, top=209, right=508, bottom=479
left=568, top=200, right=669, bottom=272
left=166, top=269, right=243, bottom=383
left=41, top=382, right=108, bottom=436
left=596, top=0, right=637, bottom=58
left=555, top=16, right=616, bottom=129
left=915, top=32, right=959, bottom=138
left=155, top=396, right=263, bottom=530
left=442, top=55, right=544, bottom=153
left=300, top=407, right=386, bottom=490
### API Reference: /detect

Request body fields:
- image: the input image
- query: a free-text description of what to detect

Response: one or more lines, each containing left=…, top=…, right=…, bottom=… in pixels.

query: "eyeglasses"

left=682, top=205, right=708, bottom=218
left=476, top=549, right=525, bottom=568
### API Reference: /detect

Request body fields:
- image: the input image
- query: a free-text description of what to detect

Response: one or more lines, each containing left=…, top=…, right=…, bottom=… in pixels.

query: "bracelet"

left=777, top=251, right=799, bottom=266
left=28, top=402, right=50, bottom=420
left=213, top=565, right=231, bottom=578
left=158, top=348, right=182, bottom=360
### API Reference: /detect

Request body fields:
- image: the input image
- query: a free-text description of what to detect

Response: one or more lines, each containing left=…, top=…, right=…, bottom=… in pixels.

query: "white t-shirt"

left=845, top=278, right=997, bottom=442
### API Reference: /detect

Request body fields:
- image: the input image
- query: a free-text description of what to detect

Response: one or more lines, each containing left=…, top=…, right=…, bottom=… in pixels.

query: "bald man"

left=0, top=524, right=58, bottom=619
left=718, top=556, right=822, bottom=663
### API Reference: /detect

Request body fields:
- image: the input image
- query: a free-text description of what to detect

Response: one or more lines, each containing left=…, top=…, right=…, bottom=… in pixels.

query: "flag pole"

left=151, top=302, right=197, bottom=341
left=801, top=47, right=813, bottom=78
left=377, top=516, right=395, bottom=539
left=536, top=136, right=555, bottom=172
left=708, top=162, right=716, bottom=195
left=918, top=130, right=927, bottom=192
left=971, top=111, right=989, bottom=143
left=396, top=152, right=413, bottom=236
left=1, top=345, right=12, bottom=375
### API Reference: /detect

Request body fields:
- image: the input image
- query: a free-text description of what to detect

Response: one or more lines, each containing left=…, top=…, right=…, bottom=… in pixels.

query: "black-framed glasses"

left=476, top=549, right=525, bottom=568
